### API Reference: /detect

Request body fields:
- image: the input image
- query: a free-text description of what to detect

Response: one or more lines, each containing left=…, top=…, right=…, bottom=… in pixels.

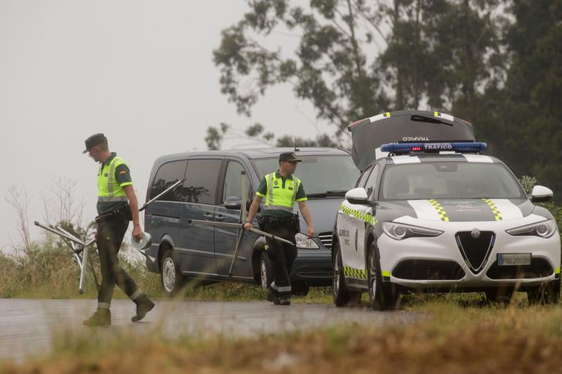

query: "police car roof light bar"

left=380, top=142, right=487, bottom=155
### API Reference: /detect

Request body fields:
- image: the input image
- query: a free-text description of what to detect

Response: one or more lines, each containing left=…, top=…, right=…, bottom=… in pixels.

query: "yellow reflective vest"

left=263, top=172, right=302, bottom=213
left=97, top=156, right=130, bottom=205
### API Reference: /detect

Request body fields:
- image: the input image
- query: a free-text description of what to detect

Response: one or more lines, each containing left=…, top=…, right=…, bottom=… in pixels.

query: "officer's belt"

left=95, top=203, right=130, bottom=223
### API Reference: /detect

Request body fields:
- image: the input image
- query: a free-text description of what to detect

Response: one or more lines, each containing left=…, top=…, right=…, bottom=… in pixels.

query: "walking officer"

left=244, top=152, right=314, bottom=305
left=82, top=133, right=154, bottom=326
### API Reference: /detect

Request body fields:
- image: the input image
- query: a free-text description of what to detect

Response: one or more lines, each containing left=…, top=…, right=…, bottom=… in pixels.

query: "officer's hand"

left=94, top=230, right=98, bottom=240
left=132, top=225, right=143, bottom=242
left=307, top=226, right=315, bottom=239
left=244, top=222, right=253, bottom=231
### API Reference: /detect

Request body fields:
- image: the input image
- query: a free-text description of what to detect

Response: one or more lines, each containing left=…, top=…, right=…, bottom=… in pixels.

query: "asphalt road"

left=0, top=298, right=419, bottom=364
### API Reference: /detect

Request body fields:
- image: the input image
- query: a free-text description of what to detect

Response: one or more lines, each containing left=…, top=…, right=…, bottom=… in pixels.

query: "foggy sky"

left=0, top=1, right=329, bottom=251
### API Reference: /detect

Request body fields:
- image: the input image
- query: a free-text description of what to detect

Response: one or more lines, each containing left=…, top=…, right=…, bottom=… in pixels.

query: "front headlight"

left=506, top=219, right=557, bottom=238
left=295, top=233, right=319, bottom=248
left=382, top=222, right=444, bottom=241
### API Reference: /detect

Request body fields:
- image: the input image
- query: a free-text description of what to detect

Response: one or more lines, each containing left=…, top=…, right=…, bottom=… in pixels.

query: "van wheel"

left=367, top=243, right=396, bottom=311
left=333, top=242, right=361, bottom=307
left=260, top=251, right=273, bottom=290
left=161, top=249, right=184, bottom=297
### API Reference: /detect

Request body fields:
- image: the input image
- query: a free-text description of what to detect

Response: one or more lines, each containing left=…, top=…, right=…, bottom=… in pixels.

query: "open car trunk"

left=348, top=110, right=475, bottom=170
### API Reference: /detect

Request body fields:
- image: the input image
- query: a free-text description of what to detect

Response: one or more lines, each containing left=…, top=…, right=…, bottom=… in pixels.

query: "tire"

left=332, top=242, right=361, bottom=307
left=161, top=249, right=184, bottom=297
left=367, top=243, right=397, bottom=311
left=260, top=251, right=273, bottom=291
left=527, top=279, right=561, bottom=305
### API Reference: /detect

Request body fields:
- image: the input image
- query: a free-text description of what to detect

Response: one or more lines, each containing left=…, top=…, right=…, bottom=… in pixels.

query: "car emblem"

left=471, top=229, right=481, bottom=239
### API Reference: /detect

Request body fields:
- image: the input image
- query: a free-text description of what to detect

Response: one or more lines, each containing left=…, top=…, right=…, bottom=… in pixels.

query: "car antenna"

left=294, top=136, right=300, bottom=152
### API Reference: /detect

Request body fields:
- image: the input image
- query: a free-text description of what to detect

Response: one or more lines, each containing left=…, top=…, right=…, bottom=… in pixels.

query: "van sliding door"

left=214, top=161, right=256, bottom=278
left=177, top=158, right=222, bottom=276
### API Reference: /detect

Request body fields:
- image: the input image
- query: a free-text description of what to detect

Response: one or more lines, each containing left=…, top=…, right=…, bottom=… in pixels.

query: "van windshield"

left=252, top=155, right=360, bottom=197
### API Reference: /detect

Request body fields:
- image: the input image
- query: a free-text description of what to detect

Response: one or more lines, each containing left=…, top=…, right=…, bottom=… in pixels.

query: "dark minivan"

left=144, top=147, right=359, bottom=296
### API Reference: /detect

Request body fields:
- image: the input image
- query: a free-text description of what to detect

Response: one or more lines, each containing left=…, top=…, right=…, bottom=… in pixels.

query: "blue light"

left=380, top=142, right=487, bottom=154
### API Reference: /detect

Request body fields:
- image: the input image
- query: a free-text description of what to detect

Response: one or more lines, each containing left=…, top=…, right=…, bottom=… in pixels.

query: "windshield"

left=252, top=155, right=360, bottom=196
left=381, top=162, right=525, bottom=200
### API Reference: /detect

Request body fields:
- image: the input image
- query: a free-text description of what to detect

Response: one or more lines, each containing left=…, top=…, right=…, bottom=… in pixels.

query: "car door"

left=339, top=165, right=379, bottom=276
left=213, top=159, right=257, bottom=278
left=177, top=158, right=223, bottom=276
left=337, top=166, right=373, bottom=266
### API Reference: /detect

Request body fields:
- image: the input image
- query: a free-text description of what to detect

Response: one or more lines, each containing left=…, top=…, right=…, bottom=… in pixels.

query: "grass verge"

left=2, top=297, right=562, bottom=373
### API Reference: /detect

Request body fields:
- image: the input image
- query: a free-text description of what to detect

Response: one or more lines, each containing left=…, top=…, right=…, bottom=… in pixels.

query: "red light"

left=412, top=147, right=422, bottom=151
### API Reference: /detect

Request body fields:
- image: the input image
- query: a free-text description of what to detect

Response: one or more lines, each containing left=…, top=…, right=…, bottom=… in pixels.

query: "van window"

left=150, top=160, right=188, bottom=201
left=222, top=161, right=252, bottom=203
left=181, top=159, right=222, bottom=204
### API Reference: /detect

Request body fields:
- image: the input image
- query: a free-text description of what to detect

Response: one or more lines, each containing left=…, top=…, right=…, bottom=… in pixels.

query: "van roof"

left=155, top=147, right=350, bottom=163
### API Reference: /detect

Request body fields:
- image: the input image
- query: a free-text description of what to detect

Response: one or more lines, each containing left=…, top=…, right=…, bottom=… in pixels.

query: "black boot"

left=267, top=290, right=279, bottom=304
left=278, top=295, right=291, bottom=306
left=132, top=294, right=155, bottom=322
left=83, top=309, right=111, bottom=327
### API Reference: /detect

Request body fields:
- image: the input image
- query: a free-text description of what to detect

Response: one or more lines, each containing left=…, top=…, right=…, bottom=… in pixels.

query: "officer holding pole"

left=244, top=152, right=314, bottom=305
left=82, top=133, right=154, bottom=326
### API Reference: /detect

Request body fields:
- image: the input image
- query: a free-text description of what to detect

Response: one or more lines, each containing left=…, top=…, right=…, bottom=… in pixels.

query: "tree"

left=213, top=0, right=390, bottom=138
left=497, top=0, right=562, bottom=197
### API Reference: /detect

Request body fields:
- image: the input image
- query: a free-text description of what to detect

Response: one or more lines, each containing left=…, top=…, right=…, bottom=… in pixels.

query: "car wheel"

left=161, top=249, right=184, bottom=297
left=260, top=251, right=273, bottom=291
left=332, top=242, right=361, bottom=307
left=367, top=243, right=396, bottom=311
left=527, top=279, right=561, bottom=305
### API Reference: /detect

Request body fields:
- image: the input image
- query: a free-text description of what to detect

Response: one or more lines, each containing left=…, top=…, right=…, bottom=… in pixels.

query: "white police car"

left=333, top=111, right=561, bottom=309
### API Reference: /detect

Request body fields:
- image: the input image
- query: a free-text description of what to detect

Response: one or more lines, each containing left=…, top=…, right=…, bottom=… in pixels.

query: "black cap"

left=83, top=133, right=106, bottom=154
left=279, top=152, right=302, bottom=163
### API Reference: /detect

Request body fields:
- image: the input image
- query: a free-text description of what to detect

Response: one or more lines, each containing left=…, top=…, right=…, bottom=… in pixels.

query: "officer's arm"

left=124, top=185, right=142, bottom=241
left=244, top=196, right=263, bottom=230
left=298, top=201, right=315, bottom=238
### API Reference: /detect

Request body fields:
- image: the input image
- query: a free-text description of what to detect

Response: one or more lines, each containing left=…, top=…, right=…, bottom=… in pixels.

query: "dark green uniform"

left=256, top=171, right=307, bottom=298
left=95, top=153, right=142, bottom=310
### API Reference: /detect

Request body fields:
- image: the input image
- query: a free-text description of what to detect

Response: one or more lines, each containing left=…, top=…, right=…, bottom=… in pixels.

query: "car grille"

left=455, top=231, right=495, bottom=274
left=318, top=232, right=333, bottom=249
left=392, top=260, right=465, bottom=280
left=486, top=258, right=553, bottom=279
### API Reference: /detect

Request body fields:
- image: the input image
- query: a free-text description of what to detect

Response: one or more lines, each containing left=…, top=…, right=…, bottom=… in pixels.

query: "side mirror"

left=531, top=185, right=553, bottom=203
left=345, top=187, right=369, bottom=205
left=224, top=196, right=242, bottom=210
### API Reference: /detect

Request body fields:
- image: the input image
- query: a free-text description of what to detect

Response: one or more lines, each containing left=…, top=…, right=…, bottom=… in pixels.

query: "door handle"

left=203, top=213, right=214, bottom=220
left=215, top=215, right=224, bottom=222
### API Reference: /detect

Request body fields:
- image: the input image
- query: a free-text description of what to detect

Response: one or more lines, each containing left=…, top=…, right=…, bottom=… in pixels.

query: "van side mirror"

left=224, top=196, right=242, bottom=209
left=345, top=187, right=369, bottom=205
left=531, top=185, right=553, bottom=203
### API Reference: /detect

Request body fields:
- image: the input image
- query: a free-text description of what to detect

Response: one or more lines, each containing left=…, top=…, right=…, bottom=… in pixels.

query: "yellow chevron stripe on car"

left=482, top=198, right=503, bottom=221
left=339, top=204, right=378, bottom=225
left=343, top=266, right=367, bottom=280
left=428, top=199, right=450, bottom=222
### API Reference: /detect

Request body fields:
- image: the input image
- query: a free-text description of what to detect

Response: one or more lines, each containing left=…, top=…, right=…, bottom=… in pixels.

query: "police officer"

left=244, top=152, right=314, bottom=305
left=82, top=133, right=154, bottom=326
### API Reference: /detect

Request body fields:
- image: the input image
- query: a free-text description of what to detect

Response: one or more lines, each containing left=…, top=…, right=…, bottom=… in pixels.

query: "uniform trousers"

left=260, top=216, right=298, bottom=297
left=95, top=210, right=140, bottom=307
